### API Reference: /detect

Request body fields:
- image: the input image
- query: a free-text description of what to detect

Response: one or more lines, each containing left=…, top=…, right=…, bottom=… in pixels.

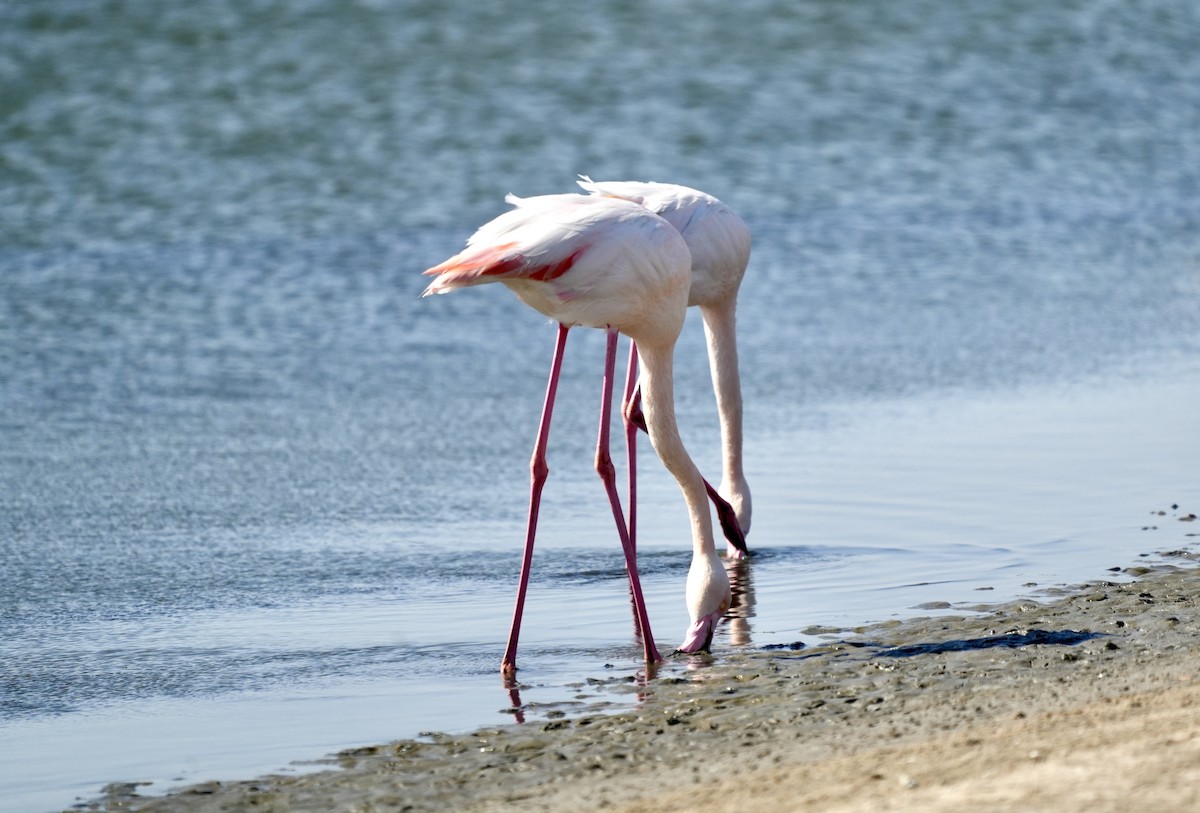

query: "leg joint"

left=530, top=455, right=549, bottom=485
left=594, top=450, right=616, bottom=483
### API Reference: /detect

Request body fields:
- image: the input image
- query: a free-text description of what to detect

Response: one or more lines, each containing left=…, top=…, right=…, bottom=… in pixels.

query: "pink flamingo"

left=422, top=193, right=738, bottom=676
left=578, top=179, right=752, bottom=554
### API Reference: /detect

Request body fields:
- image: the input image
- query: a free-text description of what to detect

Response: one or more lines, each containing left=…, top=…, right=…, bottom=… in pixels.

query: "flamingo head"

left=678, top=609, right=724, bottom=653
left=720, top=477, right=752, bottom=537
left=678, top=550, right=732, bottom=654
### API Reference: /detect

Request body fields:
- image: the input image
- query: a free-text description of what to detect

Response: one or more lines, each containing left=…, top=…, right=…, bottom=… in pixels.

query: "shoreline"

left=78, top=544, right=1200, bottom=813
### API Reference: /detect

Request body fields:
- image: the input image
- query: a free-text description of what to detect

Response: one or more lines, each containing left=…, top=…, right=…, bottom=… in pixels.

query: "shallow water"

left=2, top=1, right=1200, bottom=811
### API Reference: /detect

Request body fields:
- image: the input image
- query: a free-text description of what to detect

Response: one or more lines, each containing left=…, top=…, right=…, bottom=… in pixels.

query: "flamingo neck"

left=700, top=299, right=751, bottom=532
left=634, top=341, right=717, bottom=558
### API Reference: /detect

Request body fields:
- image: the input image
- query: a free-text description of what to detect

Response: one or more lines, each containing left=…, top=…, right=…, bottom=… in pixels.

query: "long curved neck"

left=699, top=299, right=750, bottom=532
left=635, top=340, right=716, bottom=557
left=700, top=300, right=743, bottom=484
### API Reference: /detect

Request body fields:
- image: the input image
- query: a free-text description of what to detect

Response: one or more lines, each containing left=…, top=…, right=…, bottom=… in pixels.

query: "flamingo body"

left=575, top=180, right=750, bottom=309
left=424, top=195, right=689, bottom=347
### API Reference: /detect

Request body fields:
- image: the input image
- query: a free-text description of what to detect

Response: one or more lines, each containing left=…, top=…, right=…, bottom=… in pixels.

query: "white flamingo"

left=422, top=193, right=741, bottom=675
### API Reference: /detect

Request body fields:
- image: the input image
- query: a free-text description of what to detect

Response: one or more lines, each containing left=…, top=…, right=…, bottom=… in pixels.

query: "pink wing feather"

left=421, top=195, right=601, bottom=296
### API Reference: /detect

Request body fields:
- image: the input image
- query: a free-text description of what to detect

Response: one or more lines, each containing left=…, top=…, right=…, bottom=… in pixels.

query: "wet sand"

left=80, top=545, right=1199, bottom=813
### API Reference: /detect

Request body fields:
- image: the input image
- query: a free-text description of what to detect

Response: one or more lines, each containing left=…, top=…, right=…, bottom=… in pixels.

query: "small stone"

left=186, top=782, right=222, bottom=795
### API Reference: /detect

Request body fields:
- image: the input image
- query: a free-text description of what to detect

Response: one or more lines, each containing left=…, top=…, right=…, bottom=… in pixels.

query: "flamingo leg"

left=619, top=340, right=642, bottom=640
left=502, top=323, right=570, bottom=679
left=625, top=385, right=748, bottom=558
left=597, top=330, right=661, bottom=665
left=621, top=341, right=640, bottom=554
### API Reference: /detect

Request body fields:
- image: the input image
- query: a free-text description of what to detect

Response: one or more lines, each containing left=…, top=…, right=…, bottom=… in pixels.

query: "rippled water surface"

left=2, top=1, right=1199, bottom=811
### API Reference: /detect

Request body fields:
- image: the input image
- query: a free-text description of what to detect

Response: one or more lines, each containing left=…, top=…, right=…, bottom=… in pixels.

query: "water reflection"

left=505, top=682, right=525, bottom=724
left=503, top=659, right=658, bottom=725
left=722, top=555, right=756, bottom=648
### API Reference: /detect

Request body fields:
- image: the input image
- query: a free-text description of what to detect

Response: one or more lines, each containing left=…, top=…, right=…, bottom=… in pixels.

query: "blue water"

left=2, top=1, right=1200, bottom=810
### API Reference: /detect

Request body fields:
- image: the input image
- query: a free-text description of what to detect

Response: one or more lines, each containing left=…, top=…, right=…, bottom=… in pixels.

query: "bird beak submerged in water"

left=677, top=609, right=725, bottom=653
left=678, top=549, right=732, bottom=653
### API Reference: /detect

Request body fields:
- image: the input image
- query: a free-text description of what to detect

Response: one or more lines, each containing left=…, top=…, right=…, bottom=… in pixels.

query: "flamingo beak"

left=677, top=610, right=723, bottom=654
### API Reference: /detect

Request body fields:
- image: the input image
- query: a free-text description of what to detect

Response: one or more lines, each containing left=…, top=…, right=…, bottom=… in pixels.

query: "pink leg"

left=597, top=330, right=660, bottom=665
left=620, top=341, right=642, bottom=640
left=502, top=323, right=570, bottom=679
left=621, top=342, right=640, bottom=553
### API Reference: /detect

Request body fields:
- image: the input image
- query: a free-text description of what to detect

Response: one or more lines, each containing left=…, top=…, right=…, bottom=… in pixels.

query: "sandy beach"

left=78, top=536, right=1200, bottom=813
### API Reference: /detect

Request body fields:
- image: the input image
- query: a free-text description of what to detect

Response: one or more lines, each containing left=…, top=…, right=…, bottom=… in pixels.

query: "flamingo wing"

left=421, top=194, right=655, bottom=298
left=421, top=196, right=597, bottom=295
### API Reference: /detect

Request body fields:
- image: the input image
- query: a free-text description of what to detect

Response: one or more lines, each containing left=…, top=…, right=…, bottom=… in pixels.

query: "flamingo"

left=422, top=193, right=741, bottom=676
left=577, top=179, right=752, bottom=555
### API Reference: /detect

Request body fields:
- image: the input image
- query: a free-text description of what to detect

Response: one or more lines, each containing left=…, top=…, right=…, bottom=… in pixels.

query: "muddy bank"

left=76, top=548, right=1199, bottom=813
